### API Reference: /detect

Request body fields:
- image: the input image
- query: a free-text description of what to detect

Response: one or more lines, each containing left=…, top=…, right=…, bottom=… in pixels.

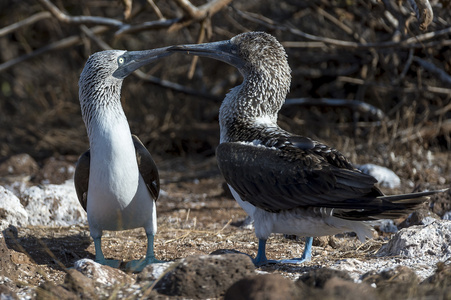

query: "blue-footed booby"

left=170, top=32, right=447, bottom=266
left=74, top=47, right=171, bottom=271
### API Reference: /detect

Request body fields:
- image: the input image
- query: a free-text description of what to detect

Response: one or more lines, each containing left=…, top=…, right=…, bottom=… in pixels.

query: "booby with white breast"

left=74, top=47, right=171, bottom=271
left=169, top=32, right=446, bottom=266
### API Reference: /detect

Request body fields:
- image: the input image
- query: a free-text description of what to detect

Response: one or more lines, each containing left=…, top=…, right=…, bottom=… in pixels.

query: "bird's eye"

left=118, top=57, right=125, bottom=64
left=230, top=44, right=238, bottom=55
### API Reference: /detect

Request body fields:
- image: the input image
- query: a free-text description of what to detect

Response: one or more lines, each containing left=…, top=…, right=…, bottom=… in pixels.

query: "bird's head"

left=79, top=47, right=171, bottom=84
left=169, top=32, right=291, bottom=80
left=78, top=47, right=171, bottom=107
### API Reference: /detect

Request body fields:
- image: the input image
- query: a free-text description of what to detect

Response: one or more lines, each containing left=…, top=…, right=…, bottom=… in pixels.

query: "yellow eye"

left=118, top=57, right=125, bottom=64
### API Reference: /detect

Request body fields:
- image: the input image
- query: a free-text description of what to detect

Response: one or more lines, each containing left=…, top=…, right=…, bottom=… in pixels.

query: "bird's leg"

left=252, top=239, right=278, bottom=266
left=278, top=236, right=313, bottom=264
left=93, top=237, right=121, bottom=268
left=125, top=233, right=164, bottom=272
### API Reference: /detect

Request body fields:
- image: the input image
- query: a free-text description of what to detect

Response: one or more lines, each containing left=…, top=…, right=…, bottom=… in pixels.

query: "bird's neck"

left=219, top=70, right=289, bottom=143
left=80, top=87, right=136, bottom=161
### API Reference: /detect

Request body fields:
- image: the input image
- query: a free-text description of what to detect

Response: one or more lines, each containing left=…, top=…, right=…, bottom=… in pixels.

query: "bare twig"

left=398, top=49, right=415, bottom=82
left=174, top=0, right=233, bottom=20
left=233, top=7, right=451, bottom=49
left=135, top=71, right=219, bottom=100
left=114, top=19, right=180, bottom=36
left=169, top=0, right=232, bottom=32
left=0, top=26, right=109, bottom=73
left=79, top=25, right=112, bottom=50
left=188, top=19, right=208, bottom=79
left=408, top=0, right=434, bottom=30
left=413, top=56, right=451, bottom=86
left=37, top=0, right=123, bottom=27
left=283, top=98, right=386, bottom=120
left=0, top=11, right=51, bottom=38
left=146, top=0, right=165, bottom=20
left=338, top=76, right=451, bottom=95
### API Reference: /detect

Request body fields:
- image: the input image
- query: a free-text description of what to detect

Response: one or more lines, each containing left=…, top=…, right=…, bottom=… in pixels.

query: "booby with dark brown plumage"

left=170, top=32, right=446, bottom=266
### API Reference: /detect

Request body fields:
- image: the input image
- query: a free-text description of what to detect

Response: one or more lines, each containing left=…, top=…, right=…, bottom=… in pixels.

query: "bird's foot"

left=276, top=257, right=311, bottom=265
left=125, top=257, right=165, bottom=272
left=251, top=257, right=279, bottom=267
left=95, top=258, right=122, bottom=268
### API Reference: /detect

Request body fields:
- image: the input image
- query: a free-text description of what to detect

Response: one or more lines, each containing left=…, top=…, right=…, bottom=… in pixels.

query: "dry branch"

left=169, top=0, right=233, bottom=32
left=37, top=0, right=124, bottom=27
left=413, top=57, right=451, bottom=86
left=0, top=11, right=52, bottom=38
left=0, top=26, right=109, bottom=73
left=233, top=7, right=451, bottom=49
left=283, top=98, right=386, bottom=120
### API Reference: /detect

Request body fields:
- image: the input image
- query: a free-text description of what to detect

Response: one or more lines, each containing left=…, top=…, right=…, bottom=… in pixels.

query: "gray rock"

left=298, top=268, right=353, bottom=288
left=225, top=274, right=300, bottom=300
left=0, top=233, right=17, bottom=281
left=0, top=154, right=39, bottom=177
left=356, top=163, right=400, bottom=189
left=377, top=220, right=451, bottom=258
left=35, top=157, right=75, bottom=185
left=136, top=262, right=174, bottom=285
left=74, top=259, right=134, bottom=288
left=154, top=254, right=255, bottom=298
left=398, top=208, right=440, bottom=229
left=63, top=269, right=98, bottom=299
left=21, top=180, right=86, bottom=227
left=0, top=186, right=28, bottom=231
left=0, top=283, right=19, bottom=300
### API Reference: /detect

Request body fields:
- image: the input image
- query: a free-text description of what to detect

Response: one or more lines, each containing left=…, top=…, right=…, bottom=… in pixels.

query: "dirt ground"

left=2, top=153, right=450, bottom=296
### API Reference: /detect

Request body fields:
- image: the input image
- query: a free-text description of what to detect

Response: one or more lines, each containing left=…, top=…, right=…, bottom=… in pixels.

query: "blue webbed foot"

left=95, top=258, right=122, bottom=268
left=125, top=233, right=164, bottom=272
left=93, top=237, right=122, bottom=268
left=252, top=236, right=313, bottom=266
left=125, top=256, right=165, bottom=272
left=276, top=236, right=313, bottom=265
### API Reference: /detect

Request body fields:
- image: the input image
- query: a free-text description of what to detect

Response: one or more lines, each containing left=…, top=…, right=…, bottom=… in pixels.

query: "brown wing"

left=74, top=150, right=90, bottom=212
left=216, top=142, right=383, bottom=213
left=132, top=134, right=160, bottom=201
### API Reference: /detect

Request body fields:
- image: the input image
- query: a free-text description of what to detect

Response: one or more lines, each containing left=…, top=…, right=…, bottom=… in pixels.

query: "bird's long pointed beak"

left=169, top=41, right=245, bottom=69
left=113, top=46, right=172, bottom=79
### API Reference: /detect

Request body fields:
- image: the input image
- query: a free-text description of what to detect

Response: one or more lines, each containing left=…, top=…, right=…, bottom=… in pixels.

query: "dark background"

left=0, top=0, right=450, bottom=184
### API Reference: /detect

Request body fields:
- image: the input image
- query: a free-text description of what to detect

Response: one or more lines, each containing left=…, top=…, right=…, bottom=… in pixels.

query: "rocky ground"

left=0, top=153, right=450, bottom=299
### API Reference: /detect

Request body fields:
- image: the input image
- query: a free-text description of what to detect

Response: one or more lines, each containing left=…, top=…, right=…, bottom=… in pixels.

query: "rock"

left=356, top=163, right=400, bottom=189
left=63, top=269, right=98, bottom=299
left=136, top=262, right=173, bottom=285
left=398, top=208, right=440, bottom=229
left=429, top=188, right=451, bottom=217
left=363, top=266, right=421, bottom=299
left=154, top=254, right=255, bottom=298
left=74, top=259, right=135, bottom=288
left=362, top=265, right=419, bottom=287
left=224, top=274, right=300, bottom=300
left=37, top=281, right=79, bottom=300
left=377, top=220, right=451, bottom=258
left=0, top=283, right=19, bottom=300
left=0, top=233, right=17, bottom=280
left=422, top=262, right=451, bottom=288
left=20, top=180, right=86, bottom=227
left=34, top=157, right=75, bottom=185
left=376, top=219, right=398, bottom=233
left=0, top=186, right=28, bottom=231
left=322, top=277, right=376, bottom=300
left=297, top=268, right=353, bottom=288
left=296, top=269, right=376, bottom=299
left=0, top=153, right=39, bottom=177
